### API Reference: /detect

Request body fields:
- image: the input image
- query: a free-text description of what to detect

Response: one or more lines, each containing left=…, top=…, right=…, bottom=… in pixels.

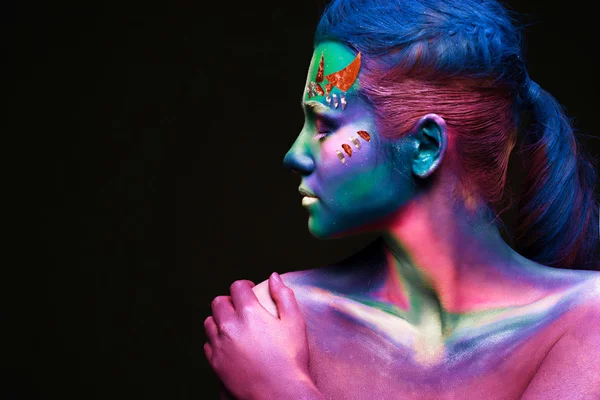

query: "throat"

left=412, top=305, right=448, bottom=366
left=344, top=288, right=454, bottom=366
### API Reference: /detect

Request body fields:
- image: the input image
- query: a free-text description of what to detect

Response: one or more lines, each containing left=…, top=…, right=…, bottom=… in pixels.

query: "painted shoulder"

left=520, top=272, right=600, bottom=399
left=252, top=269, right=320, bottom=318
left=250, top=240, right=388, bottom=317
left=558, top=270, right=600, bottom=328
left=573, top=271, right=600, bottom=310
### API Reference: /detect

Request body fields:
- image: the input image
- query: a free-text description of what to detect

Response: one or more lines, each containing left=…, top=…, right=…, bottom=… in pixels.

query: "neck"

left=372, top=179, right=555, bottom=318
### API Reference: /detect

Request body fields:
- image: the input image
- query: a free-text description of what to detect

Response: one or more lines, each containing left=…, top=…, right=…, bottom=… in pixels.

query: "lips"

left=299, top=187, right=318, bottom=198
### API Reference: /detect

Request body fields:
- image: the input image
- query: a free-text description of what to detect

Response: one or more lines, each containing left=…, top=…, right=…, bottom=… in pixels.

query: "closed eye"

left=314, top=118, right=336, bottom=141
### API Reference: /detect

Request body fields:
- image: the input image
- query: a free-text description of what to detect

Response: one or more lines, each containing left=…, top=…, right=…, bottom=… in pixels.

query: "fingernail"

left=272, top=272, right=282, bottom=283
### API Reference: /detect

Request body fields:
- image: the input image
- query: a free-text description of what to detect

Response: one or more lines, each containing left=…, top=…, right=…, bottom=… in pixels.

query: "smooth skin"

left=205, top=42, right=600, bottom=399
left=204, top=274, right=323, bottom=400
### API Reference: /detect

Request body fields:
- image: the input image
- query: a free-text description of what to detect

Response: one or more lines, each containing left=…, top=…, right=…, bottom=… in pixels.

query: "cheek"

left=318, top=125, right=376, bottom=174
left=316, top=126, right=390, bottom=207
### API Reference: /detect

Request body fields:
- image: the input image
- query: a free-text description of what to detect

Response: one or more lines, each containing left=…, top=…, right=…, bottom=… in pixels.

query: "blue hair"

left=315, top=0, right=599, bottom=269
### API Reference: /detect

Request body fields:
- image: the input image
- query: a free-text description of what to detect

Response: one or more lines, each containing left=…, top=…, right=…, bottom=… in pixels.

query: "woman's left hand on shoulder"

left=204, top=273, right=313, bottom=400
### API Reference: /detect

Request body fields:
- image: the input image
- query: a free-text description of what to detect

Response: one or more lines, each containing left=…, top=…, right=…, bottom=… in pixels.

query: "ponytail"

left=514, top=77, right=599, bottom=269
left=314, top=0, right=599, bottom=269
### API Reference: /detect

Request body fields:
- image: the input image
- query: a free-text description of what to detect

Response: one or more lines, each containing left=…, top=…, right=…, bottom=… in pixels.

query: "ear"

left=411, top=114, right=448, bottom=179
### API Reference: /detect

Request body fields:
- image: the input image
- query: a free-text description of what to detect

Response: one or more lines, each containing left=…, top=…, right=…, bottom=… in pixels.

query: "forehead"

left=303, top=41, right=361, bottom=106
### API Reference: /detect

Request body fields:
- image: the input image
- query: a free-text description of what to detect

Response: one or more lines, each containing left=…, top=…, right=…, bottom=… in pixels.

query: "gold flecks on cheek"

left=320, top=137, right=349, bottom=166
left=341, top=143, right=353, bottom=157
left=349, top=136, right=361, bottom=149
left=357, top=130, right=371, bottom=142
left=320, top=128, right=373, bottom=165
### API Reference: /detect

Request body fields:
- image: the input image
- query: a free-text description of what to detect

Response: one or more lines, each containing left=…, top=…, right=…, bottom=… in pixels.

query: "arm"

left=205, top=273, right=325, bottom=400
left=262, top=372, right=324, bottom=400
left=521, top=300, right=600, bottom=399
left=219, top=375, right=324, bottom=400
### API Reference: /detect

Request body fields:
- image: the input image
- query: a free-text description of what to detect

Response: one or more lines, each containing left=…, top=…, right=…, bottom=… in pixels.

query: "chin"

left=308, top=215, right=372, bottom=240
left=307, top=217, right=332, bottom=239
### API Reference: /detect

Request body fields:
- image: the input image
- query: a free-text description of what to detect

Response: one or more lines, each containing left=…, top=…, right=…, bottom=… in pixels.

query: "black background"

left=4, top=1, right=599, bottom=399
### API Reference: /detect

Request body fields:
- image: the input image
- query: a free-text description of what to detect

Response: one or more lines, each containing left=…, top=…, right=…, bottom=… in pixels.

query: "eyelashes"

left=313, top=118, right=336, bottom=141
left=313, top=131, right=333, bottom=141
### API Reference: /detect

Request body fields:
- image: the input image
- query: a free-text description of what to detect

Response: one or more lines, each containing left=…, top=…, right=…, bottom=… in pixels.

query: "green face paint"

left=282, top=42, right=422, bottom=239
left=304, top=41, right=361, bottom=107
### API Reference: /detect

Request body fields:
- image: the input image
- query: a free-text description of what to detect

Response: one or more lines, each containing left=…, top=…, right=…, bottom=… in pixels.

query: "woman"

left=204, top=0, right=600, bottom=398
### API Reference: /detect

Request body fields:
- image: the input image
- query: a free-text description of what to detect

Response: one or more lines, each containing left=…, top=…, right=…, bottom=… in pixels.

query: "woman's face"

left=283, top=42, right=419, bottom=239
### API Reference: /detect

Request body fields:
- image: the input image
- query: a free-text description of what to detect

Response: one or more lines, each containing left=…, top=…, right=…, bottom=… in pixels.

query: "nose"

left=283, top=142, right=315, bottom=176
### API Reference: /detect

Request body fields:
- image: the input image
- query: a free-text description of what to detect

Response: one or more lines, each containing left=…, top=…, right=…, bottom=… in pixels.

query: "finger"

left=210, top=295, right=235, bottom=329
left=204, top=315, right=219, bottom=343
left=268, top=272, right=301, bottom=320
left=204, top=341, right=213, bottom=364
left=229, top=280, right=260, bottom=315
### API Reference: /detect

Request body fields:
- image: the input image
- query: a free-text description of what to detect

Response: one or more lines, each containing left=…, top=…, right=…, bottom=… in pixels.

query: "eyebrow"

left=302, top=100, right=335, bottom=116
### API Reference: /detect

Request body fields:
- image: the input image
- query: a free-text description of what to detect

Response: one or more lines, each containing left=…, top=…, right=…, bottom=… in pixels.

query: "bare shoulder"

left=577, top=274, right=600, bottom=332
left=521, top=273, right=600, bottom=399
left=252, top=269, right=321, bottom=318
left=544, top=270, right=600, bottom=354
left=565, top=271, right=600, bottom=318
left=545, top=270, right=600, bottom=331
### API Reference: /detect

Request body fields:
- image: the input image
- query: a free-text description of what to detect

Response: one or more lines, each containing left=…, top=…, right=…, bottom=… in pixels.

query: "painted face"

left=283, top=41, right=418, bottom=239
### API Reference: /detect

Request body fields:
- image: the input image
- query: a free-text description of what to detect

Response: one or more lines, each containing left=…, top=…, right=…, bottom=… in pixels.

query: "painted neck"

left=377, top=180, right=546, bottom=315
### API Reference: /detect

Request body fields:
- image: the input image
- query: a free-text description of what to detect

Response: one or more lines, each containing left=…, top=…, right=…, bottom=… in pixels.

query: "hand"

left=204, top=273, right=313, bottom=400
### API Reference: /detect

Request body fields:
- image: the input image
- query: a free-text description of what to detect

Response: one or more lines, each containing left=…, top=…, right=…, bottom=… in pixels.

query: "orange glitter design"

left=324, top=53, right=361, bottom=92
left=341, top=143, right=353, bottom=157
left=315, top=83, right=325, bottom=96
left=357, top=130, right=371, bottom=142
left=316, top=54, right=325, bottom=83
